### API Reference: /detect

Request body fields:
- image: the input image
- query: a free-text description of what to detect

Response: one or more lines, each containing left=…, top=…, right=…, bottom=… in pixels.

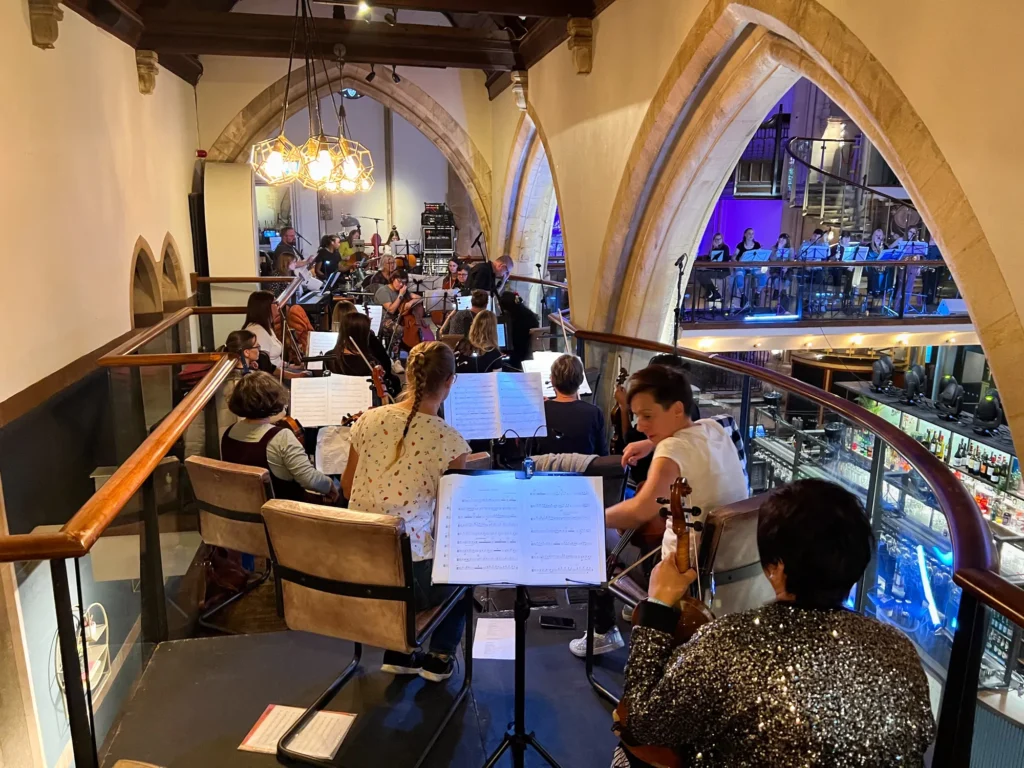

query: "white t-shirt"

left=349, top=405, right=470, bottom=561
left=652, top=419, right=749, bottom=563
left=245, top=323, right=284, bottom=369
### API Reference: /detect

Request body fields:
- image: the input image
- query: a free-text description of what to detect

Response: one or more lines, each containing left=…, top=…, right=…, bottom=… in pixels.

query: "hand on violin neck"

left=648, top=558, right=698, bottom=607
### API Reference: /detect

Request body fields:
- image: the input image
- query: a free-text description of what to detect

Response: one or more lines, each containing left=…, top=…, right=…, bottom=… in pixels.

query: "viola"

left=347, top=335, right=392, bottom=404
left=609, top=356, right=630, bottom=455
left=612, top=477, right=714, bottom=768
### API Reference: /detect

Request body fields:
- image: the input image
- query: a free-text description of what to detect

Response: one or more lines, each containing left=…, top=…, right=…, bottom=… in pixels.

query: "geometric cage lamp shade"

left=250, top=134, right=301, bottom=186
left=295, top=133, right=375, bottom=194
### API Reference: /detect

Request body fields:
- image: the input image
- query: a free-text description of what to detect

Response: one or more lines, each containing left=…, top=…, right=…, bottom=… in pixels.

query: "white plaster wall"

left=392, top=111, right=450, bottom=242
left=0, top=6, right=197, bottom=403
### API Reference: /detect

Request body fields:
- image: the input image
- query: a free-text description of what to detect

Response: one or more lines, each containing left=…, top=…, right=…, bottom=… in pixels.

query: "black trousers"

left=412, top=559, right=466, bottom=655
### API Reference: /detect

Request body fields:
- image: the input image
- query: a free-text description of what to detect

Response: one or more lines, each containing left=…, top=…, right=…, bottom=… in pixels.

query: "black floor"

left=101, top=605, right=629, bottom=768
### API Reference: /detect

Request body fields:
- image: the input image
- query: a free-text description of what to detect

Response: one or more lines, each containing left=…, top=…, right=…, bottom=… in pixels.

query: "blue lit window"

left=548, top=208, right=564, bottom=262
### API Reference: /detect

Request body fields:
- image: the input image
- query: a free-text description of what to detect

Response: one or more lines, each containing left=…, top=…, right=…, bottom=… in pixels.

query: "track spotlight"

left=384, top=7, right=397, bottom=25
left=357, top=1, right=371, bottom=15
left=391, top=65, right=401, bottom=83
left=365, top=64, right=376, bottom=82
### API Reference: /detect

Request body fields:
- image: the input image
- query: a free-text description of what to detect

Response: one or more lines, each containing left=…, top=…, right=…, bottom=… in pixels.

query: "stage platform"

left=101, top=605, right=629, bottom=768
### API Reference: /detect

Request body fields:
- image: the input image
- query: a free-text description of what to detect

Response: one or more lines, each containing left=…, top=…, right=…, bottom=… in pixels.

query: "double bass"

left=612, top=477, right=714, bottom=768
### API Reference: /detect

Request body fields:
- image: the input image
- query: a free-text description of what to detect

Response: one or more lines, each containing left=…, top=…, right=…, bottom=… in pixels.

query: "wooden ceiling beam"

left=313, top=0, right=592, bottom=17
left=138, top=10, right=518, bottom=69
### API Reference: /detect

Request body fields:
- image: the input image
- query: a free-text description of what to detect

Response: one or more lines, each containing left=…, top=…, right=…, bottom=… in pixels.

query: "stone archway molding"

left=493, top=112, right=536, bottom=257
left=593, top=0, right=1024, bottom=442
left=159, top=231, right=188, bottom=306
left=129, top=235, right=163, bottom=328
left=207, top=62, right=492, bottom=247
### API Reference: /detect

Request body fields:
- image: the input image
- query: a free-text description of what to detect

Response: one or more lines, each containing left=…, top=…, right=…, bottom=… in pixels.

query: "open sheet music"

left=432, top=472, right=605, bottom=586
left=306, top=331, right=339, bottom=371
left=355, top=304, right=383, bottom=334
left=443, top=372, right=547, bottom=440
left=290, top=375, right=373, bottom=427
left=523, top=352, right=592, bottom=398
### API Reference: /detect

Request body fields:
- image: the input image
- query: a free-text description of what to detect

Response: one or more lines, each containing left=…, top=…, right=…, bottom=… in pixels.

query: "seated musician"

left=341, top=342, right=471, bottom=682
left=442, top=257, right=461, bottom=289
left=367, top=255, right=396, bottom=287
left=445, top=289, right=488, bottom=336
left=537, top=354, right=607, bottom=456
left=456, top=264, right=471, bottom=295
left=499, top=290, right=539, bottom=369
left=331, top=299, right=357, bottom=332
left=243, top=291, right=307, bottom=379
left=572, top=364, right=743, bottom=657
left=374, top=269, right=417, bottom=321
left=326, top=311, right=399, bottom=395
left=399, top=296, right=435, bottom=352
left=613, top=479, right=934, bottom=767
left=221, top=372, right=339, bottom=502
left=455, top=310, right=504, bottom=373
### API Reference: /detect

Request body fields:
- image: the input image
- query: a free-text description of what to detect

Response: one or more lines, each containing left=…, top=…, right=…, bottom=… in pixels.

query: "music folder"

left=306, top=331, right=339, bottom=371
left=431, top=470, right=606, bottom=587
left=289, top=375, right=373, bottom=427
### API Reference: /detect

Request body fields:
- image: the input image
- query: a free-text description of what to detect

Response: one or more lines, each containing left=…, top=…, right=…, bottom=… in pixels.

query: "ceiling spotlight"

left=357, top=1, right=371, bottom=15
left=365, top=64, right=376, bottom=82
left=804, top=341, right=814, bottom=348
left=897, top=334, right=909, bottom=346
left=391, top=65, right=401, bottom=83
left=947, top=337, right=956, bottom=344
left=851, top=335, right=863, bottom=345
left=384, top=7, right=397, bottom=25
left=698, top=338, right=712, bottom=350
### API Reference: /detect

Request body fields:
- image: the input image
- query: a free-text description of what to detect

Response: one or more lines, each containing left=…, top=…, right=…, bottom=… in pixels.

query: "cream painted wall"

left=488, top=87, right=521, bottom=256
left=205, top=163, right=258, bottom=277
left=0, top=6, right=196, bottom=403
left=519, top=0, right=1024, bottom=337
left=526, top=0, right=705, bottom=325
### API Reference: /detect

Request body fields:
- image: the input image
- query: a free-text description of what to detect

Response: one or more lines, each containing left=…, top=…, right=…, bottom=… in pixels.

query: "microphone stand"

left=672, top=253, right=688, bottom=353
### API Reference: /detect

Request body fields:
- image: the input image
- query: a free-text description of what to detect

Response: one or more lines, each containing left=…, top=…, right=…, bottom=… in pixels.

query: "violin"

left=612, top=477, right=714, bottom=768
left=348, top=335, right=391, bottom=404
left=609, top=356, right=630, bottom=455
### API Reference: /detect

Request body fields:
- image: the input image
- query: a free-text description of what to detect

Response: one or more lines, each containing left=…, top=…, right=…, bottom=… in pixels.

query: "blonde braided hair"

left=394, top=341, right=456, bottom=463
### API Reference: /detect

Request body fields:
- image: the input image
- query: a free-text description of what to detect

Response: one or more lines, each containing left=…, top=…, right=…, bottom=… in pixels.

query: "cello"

left=612, top=477, right=714, bottom=768
left=609, top=356, right=630, bottom=455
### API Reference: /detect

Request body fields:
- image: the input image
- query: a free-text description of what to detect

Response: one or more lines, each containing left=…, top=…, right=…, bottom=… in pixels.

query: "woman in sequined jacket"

left=615, top=479, right=935, bottom=767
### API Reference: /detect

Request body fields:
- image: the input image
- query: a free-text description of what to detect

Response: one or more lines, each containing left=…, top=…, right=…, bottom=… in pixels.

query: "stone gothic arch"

left=159, top=232, right=188, bottom=311
left=207, top=62, right=492, bottom=247
left=590, top=0, right=1023, bottom=441
left=129, top=236, right=163, bottom=329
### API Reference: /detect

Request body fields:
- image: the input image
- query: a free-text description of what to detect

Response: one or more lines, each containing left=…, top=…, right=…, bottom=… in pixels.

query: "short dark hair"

left=648, top=353, right=685, bottom=370
left=626, top=364, right=694, bottom=414
left=470, top=289, right=489, bottom=310
left=812, top=228, right=825, bottom=236
left=757, top=479, right=874, bottom=605
left=228, top=371, right=288, bottom=420
left=550, top=354, right=584, bottom=395
left=391, top=269, right=409, bottom=284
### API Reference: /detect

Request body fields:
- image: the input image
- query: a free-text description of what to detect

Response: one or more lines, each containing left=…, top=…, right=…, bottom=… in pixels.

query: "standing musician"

left=315, top=234, right=343, bottom=279
left=570, top=365, right=745, bottom=658
left=613, top=480, right=934, bottom=767
left=466, top=254, right=513, bottom=298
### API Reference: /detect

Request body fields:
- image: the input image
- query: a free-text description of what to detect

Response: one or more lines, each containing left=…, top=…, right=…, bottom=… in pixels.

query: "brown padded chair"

left=261, top=499, right=473, bottom=767
left=184, top=456, right=274, bottom=632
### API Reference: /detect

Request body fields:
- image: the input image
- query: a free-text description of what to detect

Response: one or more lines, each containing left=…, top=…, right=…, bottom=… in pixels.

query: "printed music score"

left=355, top=304, right=383, bottom=334
left=306, top=331, right=339, bottom=371
left=522, top=352, right=592, bottom=398
left=290, top=375, right=373, bottom=427
left=432, top=473, right=605, bottom=587
left=443, top=372, right=547, bottom=440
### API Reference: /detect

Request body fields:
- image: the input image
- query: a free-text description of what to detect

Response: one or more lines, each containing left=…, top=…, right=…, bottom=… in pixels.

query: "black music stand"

left=439, top=464, right=605, bottom=768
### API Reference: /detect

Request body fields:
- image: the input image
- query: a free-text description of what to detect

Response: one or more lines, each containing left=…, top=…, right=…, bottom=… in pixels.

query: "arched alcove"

left=159, top=233, right=188, bottom=312
left=130, top=237, right=163, bottom=329
left=590, top=0, right=1024, bottom=442
left=207, top=62, right=492, bottom=246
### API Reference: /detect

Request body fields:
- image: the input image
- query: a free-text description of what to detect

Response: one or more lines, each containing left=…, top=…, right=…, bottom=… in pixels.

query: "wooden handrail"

left=99, top=308, right=193, bottom=362
left=549, top=310, right=577, bottom=334
left=0, top=355, right=238, bottom=563
left=508, top=275, right=568, bottom=289
left=100, top=353, right=224, bottom=367
left=573, top=328, right=997, bottom=577
left=192, top=274, right=295, bottom=284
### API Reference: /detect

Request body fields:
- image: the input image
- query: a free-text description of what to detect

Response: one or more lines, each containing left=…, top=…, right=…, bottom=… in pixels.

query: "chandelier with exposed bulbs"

left=250, top=0, right=373, bottom=194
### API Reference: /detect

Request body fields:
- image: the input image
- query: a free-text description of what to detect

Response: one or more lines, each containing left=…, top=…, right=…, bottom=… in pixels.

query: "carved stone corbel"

left=136, top=50, right=159, bottom=95
left=566, top=18, right=594, bottom=75
left=510, top=71, right=529, bottom=111
left=28, top=0, right=63, bottom=50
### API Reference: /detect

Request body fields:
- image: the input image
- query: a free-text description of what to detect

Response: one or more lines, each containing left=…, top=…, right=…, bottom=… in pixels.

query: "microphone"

left=674, top=252, right=689, bottom=268
left=471, top=231, right=483, bottom=248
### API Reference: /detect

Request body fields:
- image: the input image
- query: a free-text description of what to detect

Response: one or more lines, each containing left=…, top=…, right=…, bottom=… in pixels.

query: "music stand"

left=436, top=464, right=605, bottom=768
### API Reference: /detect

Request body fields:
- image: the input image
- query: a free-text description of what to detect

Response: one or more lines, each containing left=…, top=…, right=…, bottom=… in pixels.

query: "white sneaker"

left=568, top=626, right=625, bottom=658
left=621, top=604, right=634, bottom=623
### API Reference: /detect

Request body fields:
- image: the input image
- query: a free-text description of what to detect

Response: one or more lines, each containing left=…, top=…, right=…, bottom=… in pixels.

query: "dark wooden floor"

left=101, top=604, right=629, bottom=768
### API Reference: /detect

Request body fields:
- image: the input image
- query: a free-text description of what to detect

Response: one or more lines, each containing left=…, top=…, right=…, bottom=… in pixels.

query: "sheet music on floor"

left=443, top=372, right=546, bottom=440
left=523, top=352, right=592, bottom=398
left=239, top=704, right=355, bottom=759
left=355, top=304, right=383, bottom=334
left=432, top=472, right=605, bottom=587
left=306, top=331, right=339, bottom=371
left=290, top=375, right=373, bottom=427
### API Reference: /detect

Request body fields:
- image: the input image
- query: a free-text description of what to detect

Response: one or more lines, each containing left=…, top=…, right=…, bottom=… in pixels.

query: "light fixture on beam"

left=366, top=63, right=376, bottom=82
left=391, top=65, right=401, bottom=83
left=357, top=1, right=371, bottom=16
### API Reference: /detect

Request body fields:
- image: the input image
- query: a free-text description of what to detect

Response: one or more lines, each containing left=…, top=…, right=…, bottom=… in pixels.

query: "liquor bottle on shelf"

left=954, top=441, right=965, bottom=469
left=969, top=446, right=979, bottom=476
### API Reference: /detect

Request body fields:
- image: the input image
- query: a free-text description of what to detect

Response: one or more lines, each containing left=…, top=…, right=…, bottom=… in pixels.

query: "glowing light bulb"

left=324, top=180, right=339, bottom=193
left=340, top=178, right=358, bottom=193
left=306, top=149, right=334, bottom=182
left=342, top=155, right=360, bottom=181
left=357, top=1, right=370, bottom=14
left=359, top=176, right=372, bottom=191
left=264, top=150, right=285, bottom=180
